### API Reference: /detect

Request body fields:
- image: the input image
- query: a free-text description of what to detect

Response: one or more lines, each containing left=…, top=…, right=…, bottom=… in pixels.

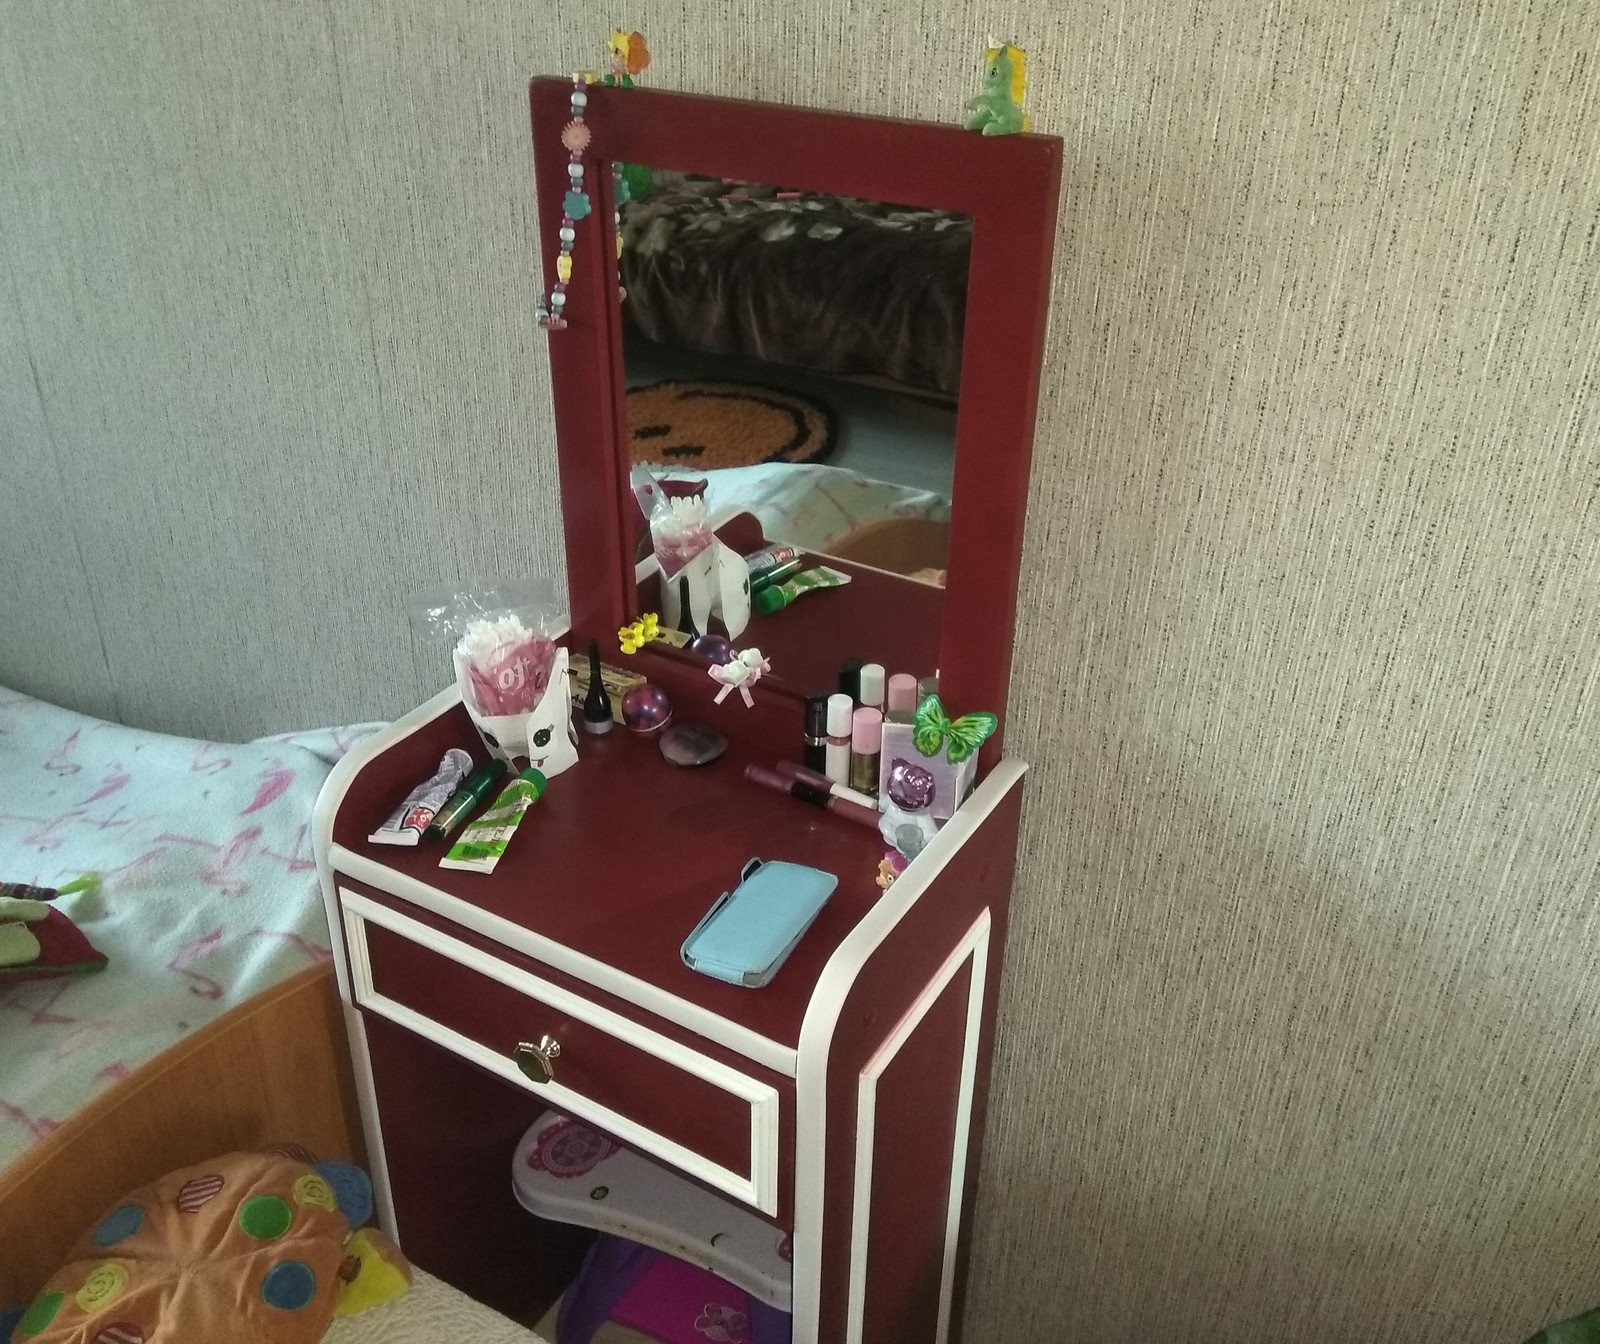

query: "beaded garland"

left=536, top=75, right=630, bottom=331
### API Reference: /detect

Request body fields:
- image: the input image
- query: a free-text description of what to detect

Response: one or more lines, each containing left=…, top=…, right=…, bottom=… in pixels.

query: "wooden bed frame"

left=0, top=963, right=365, bottom=1303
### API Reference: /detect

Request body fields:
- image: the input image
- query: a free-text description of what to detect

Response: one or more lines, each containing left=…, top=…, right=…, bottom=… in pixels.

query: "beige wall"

left=3, top=0, right=1598, bottom=1339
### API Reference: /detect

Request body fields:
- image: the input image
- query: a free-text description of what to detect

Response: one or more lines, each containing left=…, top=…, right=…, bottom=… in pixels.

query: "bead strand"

left=536, top=75, right=591, bottom=330
left=536, top=72, right=629, bottom=331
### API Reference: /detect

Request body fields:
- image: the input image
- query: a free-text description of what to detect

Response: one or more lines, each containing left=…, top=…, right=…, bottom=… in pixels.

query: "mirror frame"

left=530, top=78, right=1060, bottom=765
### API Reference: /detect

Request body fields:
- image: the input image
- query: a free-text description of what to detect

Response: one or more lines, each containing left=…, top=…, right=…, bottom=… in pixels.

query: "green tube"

left=439, top=769, right=548, bottom=874
left=753, top=565, right=852, bottom=616
left=424, top=759, right=508, bottom=840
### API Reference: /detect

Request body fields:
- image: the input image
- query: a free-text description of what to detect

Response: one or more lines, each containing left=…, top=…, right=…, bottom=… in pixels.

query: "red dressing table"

left=314, top=81, right=1060, bottom=1343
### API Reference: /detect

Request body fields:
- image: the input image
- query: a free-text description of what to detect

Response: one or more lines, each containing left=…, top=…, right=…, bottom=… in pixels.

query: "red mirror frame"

left=530, top=78, right=1060, bottom=768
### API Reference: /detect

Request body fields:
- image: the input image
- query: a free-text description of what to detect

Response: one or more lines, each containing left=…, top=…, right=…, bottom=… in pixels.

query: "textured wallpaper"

left=2, top=0, right=1598, bottom=1339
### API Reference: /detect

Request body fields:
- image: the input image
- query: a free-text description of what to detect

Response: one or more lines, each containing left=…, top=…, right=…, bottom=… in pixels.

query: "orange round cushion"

left=16, top=1152, right=349, bottom=1344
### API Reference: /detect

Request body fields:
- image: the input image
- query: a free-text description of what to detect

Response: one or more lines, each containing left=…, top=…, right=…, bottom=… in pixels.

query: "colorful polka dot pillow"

left=12, top=1150, right=403, bottom=1344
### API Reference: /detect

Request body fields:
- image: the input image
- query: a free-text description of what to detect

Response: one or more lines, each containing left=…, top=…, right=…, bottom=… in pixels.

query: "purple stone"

left=620, top=684, right=673, bottom=737
left=690, top=634, right=735, bottom=666
left=885, top=759, right=936, bottom=811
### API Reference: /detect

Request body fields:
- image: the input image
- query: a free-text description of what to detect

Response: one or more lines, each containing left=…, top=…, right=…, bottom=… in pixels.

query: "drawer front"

left=339, top=888, right=781, bottom=1214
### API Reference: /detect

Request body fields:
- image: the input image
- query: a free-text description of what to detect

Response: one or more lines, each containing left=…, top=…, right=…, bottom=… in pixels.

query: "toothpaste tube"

left=439, top=768, right=548, bottom=873
left=369, top=749, right=474, bottom=846
left=742, top=545, right=799, bottom=581
left=752, top=564, right=852, bottom=616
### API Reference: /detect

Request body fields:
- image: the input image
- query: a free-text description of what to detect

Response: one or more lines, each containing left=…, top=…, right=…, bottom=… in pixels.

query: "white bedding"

left=0, top=687, right=379, bottom=1170
left=668, top=462, right=950, bottom=556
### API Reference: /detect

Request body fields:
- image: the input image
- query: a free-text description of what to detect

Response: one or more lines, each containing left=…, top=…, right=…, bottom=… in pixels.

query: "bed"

left=620, top=172, right=971, bottom=399
left=0, top=687, right=380, bottom=1300
left=664, top=461, right=951, bottom=577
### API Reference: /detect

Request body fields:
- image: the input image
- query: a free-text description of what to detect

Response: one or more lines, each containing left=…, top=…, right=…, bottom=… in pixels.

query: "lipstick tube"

left=774, top=760, right=880, bottom=813
left=744, top=764, right=880, bottom=829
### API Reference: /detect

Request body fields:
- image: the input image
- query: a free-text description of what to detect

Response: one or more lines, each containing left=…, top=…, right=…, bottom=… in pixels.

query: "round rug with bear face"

left=626, top=379, right=837, bottom=470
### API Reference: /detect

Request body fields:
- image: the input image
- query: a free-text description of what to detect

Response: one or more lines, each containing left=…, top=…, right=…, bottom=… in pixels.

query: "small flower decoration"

left=618, top=612, right=661, bottom=655
left=694, top=1302, right=748, bottom=1343
left=564, top=190, right=592, bottom=220
left=560, top=119, right=591, bottom=153
left=525, top=1120, right=620, bottom=1179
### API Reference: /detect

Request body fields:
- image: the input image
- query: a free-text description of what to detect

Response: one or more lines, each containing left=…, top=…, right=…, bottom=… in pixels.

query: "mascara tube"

left=804, top=693, right=830, bottom=772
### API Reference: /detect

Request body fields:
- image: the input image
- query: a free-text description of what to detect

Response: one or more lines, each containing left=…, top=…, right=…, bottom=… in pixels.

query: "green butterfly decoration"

left=912, top=695, right=998, bottom=765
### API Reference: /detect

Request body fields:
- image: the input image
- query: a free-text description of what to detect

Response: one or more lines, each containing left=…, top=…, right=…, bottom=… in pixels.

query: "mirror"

left=530, top=78, right=1061, bottom=751
left=616, top=167, right=968, bottom=696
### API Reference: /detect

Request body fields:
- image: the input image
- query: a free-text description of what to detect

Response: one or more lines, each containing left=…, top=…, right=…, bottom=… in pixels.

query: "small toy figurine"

left=604, top=30, right=651, bottom=86
left=619, top=612, right=662, bottom=655
left=709, top=648, right=770, bottom=708
left=964, top=39, right=1029, bottom=136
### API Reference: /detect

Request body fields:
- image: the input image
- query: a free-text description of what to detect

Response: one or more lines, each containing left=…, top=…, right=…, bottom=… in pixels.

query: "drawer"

left=339, top=888, right=782, bottom=1214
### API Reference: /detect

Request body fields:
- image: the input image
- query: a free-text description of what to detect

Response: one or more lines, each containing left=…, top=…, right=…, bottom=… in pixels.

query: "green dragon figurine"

left=1525, top=1306, right=1600, bottom=1343
left=964, top=42, right=1029, bottom=136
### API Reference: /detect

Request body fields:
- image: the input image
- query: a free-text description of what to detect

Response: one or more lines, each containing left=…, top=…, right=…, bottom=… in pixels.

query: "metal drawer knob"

left=513, top=1035, right=561, bottom=1085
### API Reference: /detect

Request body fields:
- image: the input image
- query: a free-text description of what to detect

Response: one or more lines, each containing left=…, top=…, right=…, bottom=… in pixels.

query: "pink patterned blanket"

left=0, top=688, right=380, bottom=1169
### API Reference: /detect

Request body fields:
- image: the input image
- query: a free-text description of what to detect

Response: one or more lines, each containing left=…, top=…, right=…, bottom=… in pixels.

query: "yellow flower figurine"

left=618, top=612, right=661, bottom=655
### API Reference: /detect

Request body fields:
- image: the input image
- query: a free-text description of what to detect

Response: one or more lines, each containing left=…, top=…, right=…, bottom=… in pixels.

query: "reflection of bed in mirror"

left=617, top=171, right=968, bottom=581
left=620, top=172, right=969, bottom=399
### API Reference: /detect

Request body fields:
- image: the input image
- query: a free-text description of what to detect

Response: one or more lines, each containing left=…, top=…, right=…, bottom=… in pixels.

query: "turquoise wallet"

left=681, top=859, right=838, bottom=988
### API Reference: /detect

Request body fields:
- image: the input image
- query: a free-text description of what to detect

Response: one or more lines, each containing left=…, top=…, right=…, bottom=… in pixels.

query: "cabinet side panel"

left=859, top=963, right=974, bottom=1344
left=815, top=784, right=1024, bottom=1343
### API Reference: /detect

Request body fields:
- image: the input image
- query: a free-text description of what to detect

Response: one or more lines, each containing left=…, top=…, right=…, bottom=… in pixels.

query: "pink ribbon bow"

left=708, top=648, right=771, bottom=708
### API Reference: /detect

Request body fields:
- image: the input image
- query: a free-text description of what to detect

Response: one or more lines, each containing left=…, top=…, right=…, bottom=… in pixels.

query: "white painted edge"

left=937, top=919, right=991, bottom=1343
left=845, top=914, right=989, bottom=1344
left=341, top=1006, right=398, bottom=1241
left=342, top=894, right=782, bottom=1216
left=313, top=684, right=464, bottom=1004
left=791, top=759, right=1027, bottom=1343
left=311, top=685, right=797, bottom=1078
left=329, top=844, right=797, bottom=1077
left=311, top=687, right=466, bottom=1251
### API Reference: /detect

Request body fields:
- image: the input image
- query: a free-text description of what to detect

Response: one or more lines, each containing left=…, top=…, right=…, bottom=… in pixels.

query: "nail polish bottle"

left=858, top=663, right=885, bottom=713
left=850, top=707, right=883, bottom=795
left=825, top=693, right=854, bottom=786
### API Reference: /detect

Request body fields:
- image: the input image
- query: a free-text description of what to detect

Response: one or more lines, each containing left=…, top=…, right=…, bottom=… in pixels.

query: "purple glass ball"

left=690, top=634, right=736, bottom=666
left=885, top=758, right=936, bottom=812
left=621, top=684, right=674, bottom=737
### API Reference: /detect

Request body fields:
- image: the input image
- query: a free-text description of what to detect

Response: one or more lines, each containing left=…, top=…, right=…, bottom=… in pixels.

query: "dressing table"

left=314, top=79, right=1059, bottom=1343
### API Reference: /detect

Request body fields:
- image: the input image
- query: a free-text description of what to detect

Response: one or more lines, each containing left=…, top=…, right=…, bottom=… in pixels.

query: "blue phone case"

left=681, top=859, right=838, bottom=988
